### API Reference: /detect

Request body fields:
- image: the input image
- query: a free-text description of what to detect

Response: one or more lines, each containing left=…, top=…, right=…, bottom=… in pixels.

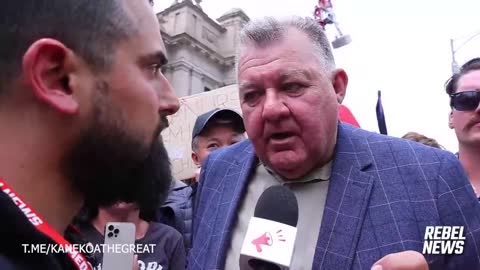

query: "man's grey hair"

left=236, top=16, right=336, bottom=74
left=191, top=136, right=200, bottom=152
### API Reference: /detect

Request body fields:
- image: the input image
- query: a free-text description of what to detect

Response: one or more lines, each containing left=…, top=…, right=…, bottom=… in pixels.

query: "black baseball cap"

left=191, top=108, right=245, bottom=140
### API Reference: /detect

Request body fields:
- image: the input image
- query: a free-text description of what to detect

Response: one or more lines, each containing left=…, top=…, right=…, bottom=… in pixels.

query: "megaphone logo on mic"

left=251, top=230, right=286, bottom=252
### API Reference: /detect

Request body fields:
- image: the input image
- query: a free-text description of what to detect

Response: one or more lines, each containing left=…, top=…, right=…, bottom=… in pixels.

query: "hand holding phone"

left=102, top=222, right=136, bottom=270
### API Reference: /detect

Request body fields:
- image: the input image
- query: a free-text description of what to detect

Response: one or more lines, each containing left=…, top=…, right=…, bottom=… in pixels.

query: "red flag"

left=339, top=105, right=360, bottom=127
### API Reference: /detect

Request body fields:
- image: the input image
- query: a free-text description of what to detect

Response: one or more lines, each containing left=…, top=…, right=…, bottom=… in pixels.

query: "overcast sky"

left=154, top=0, right=479, bottom=152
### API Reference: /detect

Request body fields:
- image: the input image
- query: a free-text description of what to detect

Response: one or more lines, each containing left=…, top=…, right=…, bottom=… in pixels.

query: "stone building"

left=157, top=0, right=250, bottom=97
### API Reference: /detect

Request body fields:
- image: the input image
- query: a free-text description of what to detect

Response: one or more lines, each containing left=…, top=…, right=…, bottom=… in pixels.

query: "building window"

left=192, top=14, right=197, bottom=34
left=204, top=87, right=211, bottom=92
left=174, top=12, right=180, bottom=32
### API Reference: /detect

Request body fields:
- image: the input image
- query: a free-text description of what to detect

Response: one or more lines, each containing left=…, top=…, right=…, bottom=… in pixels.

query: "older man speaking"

left=188, top=16, right=480, bottom=270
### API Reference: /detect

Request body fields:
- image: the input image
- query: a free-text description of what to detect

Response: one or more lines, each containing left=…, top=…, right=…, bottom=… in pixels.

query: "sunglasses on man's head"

left=450, top=90, right=480, bottom=111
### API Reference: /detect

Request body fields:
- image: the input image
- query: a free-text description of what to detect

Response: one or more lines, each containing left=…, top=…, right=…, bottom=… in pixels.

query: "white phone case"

left=102, top=222, right=136, bottom=270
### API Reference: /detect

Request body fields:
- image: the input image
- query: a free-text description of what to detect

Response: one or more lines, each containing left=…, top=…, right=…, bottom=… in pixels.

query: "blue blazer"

left=188, top=123, right=480, bottom=269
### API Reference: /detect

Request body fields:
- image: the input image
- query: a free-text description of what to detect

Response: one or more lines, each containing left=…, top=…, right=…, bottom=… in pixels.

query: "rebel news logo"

left=423, top=226, right=465, bottom=255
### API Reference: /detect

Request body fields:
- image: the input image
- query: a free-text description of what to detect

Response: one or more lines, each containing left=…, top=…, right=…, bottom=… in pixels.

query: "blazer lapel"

left=213, top=143, right=258, bottom=268
left=312, top=124, right=375, bottom=270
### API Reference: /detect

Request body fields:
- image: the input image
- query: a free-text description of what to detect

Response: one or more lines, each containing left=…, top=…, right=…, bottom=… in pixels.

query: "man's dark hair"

left=0, top=0, right=138, bottom=97
left=445, top=58, right=480, bottom=95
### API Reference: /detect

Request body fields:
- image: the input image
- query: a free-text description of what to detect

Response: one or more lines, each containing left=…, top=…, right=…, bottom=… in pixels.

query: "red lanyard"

left=0, top=178, right=92, bottom=270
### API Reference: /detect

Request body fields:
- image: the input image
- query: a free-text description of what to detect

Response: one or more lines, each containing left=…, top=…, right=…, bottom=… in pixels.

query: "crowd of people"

left=0, top=1, right=479, bottom=270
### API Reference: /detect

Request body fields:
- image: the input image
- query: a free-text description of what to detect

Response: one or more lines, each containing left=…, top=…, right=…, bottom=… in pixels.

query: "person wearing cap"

left=191, top=108, right=247, bottom=181
left=157, top=108, right=246, bottom=255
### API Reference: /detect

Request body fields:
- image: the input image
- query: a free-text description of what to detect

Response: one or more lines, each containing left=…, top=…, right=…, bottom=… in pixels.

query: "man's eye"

left=243, top=91, right=262, bottom=106
left=149, top=64, right=162, bottom=76
left=283, top=82, right=303, bottom=92
left=207, top=144, right=219, bottom=150
left=244, top=92, right=256, bottom=100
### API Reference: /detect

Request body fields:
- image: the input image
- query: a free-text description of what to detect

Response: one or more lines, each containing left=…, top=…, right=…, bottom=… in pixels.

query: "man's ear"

left=332, top=68, right=348, bottom=104
left=22, top=38, right=79, bottom=114
left=191, top=152, right=200, bottom=167
left=448, top=111, right=454, bottom=129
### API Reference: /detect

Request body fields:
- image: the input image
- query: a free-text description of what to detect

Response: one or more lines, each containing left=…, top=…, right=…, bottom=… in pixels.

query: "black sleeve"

left=0, top=254, right=17, bottom=270
left=156, top=207, right=176, bottom=228
left=0, top=252, right=72, bottom=270
left=169, top=237, right=186, bottom=270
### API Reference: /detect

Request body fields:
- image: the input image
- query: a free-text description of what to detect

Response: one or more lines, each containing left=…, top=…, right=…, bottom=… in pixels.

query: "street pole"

left=450, top=30, right=480, bottom=75
left=450, top=39, right=459, bottom=74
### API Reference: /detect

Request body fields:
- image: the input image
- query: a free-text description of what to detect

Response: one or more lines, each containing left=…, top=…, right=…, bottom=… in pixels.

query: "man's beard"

left=62, top=81, right=172, bottom=218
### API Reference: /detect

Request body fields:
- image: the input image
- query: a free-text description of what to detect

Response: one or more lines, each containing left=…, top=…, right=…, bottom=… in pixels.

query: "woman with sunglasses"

left=446, top=57, right=480, bottom=198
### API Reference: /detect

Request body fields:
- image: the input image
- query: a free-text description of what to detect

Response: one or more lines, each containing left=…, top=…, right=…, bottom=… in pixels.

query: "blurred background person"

left=190, top=108, right=247, bottom=182
left=445, top=57, right=480, bottom=197
left=402, top=131, right=445, bottom=149
left=68, top=142, right=186, bottom=270
left=157, top=108, right=246, bottom=253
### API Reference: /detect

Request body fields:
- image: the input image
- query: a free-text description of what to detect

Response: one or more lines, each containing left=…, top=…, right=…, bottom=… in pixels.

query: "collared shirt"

left=224, top=161, right=332, bottom=269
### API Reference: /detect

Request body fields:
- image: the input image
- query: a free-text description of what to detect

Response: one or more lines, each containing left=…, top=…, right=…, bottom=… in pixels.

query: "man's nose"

left=159, top=79, right=180, bottom=115
left=262, top=89, right=289, bottom=121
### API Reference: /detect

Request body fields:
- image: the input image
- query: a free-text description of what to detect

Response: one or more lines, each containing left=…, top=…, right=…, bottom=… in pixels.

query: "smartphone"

left=102, top=222, right=136, bottom=270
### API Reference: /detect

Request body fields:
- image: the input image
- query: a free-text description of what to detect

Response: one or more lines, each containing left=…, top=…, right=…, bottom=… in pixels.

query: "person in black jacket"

left=0, top=0, right=179, bottom=269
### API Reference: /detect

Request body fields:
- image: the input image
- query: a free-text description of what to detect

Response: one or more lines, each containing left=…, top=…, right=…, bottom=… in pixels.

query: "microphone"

left=239, top=185, right=299, bottom=270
